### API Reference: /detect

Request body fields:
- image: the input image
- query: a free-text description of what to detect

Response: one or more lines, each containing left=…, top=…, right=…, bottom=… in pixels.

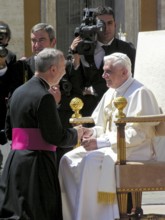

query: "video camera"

left=0, top=130, right=7, bottom=145
left=74, top=8, right=105, bottom=55
left=0, top=25, right=8, bottom=58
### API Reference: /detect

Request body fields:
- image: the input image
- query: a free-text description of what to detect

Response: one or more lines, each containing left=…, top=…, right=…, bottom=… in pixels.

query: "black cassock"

left=0, top=76, right=77, bottom=220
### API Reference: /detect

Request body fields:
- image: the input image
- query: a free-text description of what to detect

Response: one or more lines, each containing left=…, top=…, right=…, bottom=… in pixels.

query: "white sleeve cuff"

left=92, top=128, right=97, bottom=137
left=97, top=137, right=111, bottom=149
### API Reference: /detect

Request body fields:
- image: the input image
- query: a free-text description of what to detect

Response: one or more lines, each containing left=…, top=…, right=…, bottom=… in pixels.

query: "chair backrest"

left=134, top=30, right=165, bottom=162
left=115, top=32, right=165, bottom=218
left=134, top=30, right=165, bottom=113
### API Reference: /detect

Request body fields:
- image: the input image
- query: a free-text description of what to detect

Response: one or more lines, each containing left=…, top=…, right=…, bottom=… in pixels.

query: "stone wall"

left=0, top=0, right=24, bottom=59
left=158, top=0, right=165, bottom=29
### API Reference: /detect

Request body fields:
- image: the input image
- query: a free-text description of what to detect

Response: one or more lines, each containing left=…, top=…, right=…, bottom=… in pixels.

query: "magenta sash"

left=12, top=128, right=56, bottom=151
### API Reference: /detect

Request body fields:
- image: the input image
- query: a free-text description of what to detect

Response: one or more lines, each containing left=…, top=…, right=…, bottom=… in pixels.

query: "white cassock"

left=59, top=76, right=161, bottom=220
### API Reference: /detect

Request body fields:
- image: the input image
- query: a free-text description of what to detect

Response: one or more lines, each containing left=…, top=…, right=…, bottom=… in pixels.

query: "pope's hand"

left=81, top=137, right=97, bottom=151
left=82, top=127, right=93, bottom=139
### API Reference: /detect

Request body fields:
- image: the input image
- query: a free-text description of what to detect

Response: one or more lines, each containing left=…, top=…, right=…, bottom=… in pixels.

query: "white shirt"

left=80, top=38, right=114, bottom=69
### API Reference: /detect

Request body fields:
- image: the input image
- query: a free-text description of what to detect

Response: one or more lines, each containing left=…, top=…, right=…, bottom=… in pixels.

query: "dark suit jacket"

left=6, top=76, right=77, bottom=147
left=9, top=55, right=35, bottom=94
left=0, top=49, right=16, bottom=130
left=2, top=76, right=77, bottom=220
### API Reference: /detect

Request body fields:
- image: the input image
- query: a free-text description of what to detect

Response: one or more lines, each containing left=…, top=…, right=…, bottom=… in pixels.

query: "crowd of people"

left=0, top=5, right=161, bottom=220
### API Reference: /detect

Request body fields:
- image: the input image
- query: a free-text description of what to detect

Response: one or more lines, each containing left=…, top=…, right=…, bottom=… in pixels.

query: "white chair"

left=114, top=30, right=165, bottom=219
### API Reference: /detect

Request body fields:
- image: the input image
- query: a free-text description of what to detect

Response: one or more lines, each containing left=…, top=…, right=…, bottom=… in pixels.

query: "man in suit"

left=0, top=21, right=17, bottom=170
left=7, top=23, right=63, bottom=172
left=9, top=23, right=57, bottom=94
left=0, top=48, right=83, bottom=220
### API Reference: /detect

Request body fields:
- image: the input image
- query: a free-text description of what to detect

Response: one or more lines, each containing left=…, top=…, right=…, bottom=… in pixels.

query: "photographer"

left=58, top=6, right=136, bottom=130
left=0, top=21, right=16, bottom=169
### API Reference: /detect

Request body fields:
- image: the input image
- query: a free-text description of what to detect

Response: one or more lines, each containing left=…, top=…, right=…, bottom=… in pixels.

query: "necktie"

left=102, top=45, right=111, bottom=55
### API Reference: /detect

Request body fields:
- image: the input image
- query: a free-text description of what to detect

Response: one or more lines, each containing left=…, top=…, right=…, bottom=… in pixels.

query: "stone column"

left=114, top=0, right=139, bottom=48
left=0, top=0, right=24, bottom=58
left=125, top=0, right=139, bottom=47
left=158, top=0, right=165, bottom=29
left=41, top=0, right=56, bottom=39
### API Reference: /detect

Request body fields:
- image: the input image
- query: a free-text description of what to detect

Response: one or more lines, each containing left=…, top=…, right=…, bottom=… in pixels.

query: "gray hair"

left=35, top=48, right=64, bottom=73
left=104, top=52, right=132, bottom=75
left=31, top=23, right=56, bottom=42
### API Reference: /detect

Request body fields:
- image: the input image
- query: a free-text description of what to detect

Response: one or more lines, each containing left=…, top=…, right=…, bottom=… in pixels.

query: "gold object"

left=69, top=116, right=94, bottom=124
left=69, top=97, right=94, bottom=148
left=70, top=97, right=84, bottom=148
left=70, top=97, right=84, bottom=119
left=114, top=97, right=128, bottom=164
left=114, top=97, right=165, bottom=217
left=113, top=96, right=127, bottom=118
left=69, top=97, right=94, bottom=124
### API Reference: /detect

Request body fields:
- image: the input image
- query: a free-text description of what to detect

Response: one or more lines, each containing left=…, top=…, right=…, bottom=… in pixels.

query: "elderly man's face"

left=102, top=60, right=127, bottom=88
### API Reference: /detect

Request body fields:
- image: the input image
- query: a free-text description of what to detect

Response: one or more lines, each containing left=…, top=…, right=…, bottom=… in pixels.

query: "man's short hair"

left=31, top=23, right=56, bottom=42
left=93, top=6, right=115, bottom=19
left=35, top=48, right=63, bottom=73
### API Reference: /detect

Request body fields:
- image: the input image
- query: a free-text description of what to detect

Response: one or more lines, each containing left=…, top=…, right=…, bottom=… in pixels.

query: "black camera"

left=60, top=78, right=72, bottom=96
left=74, top=8, right=105, bottom=55
left=0, top=130, right=7, bottom=145
left=0, top=25, right=8, bottom=58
